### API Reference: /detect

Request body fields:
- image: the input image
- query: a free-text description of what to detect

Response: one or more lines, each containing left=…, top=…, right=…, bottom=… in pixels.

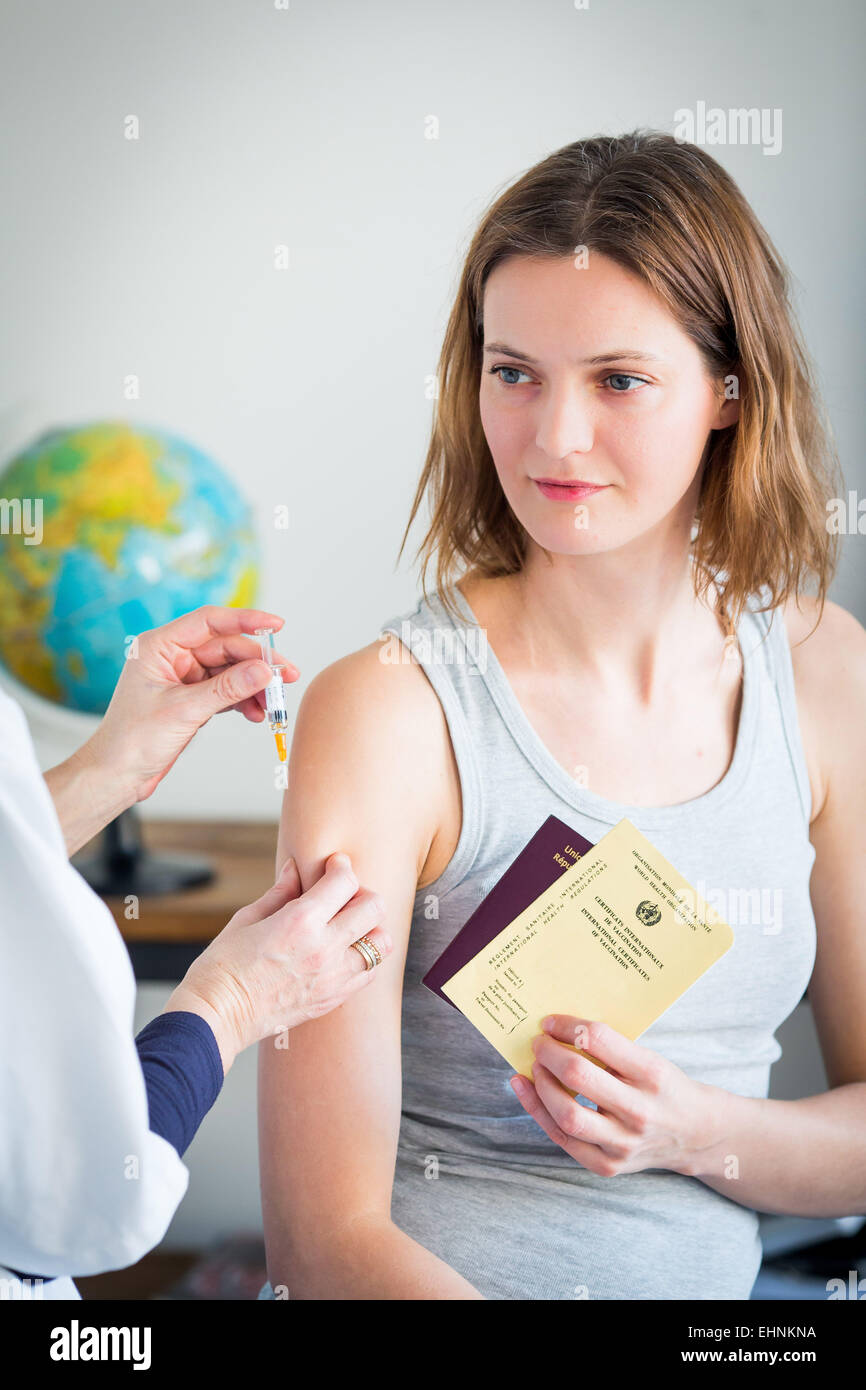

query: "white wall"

left=2, top=0, right=863, bottom=1251
left=2, top=0, right=864, bottom=813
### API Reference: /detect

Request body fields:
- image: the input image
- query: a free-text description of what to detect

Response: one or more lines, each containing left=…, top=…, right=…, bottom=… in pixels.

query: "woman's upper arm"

left=786, top=598, right=866, bottom=1089
left=257, top=639, right=449, bottom=1280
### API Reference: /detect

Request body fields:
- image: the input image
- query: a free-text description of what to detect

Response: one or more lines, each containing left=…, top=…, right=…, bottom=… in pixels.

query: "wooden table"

left=73, top=819, right=279, bottom=981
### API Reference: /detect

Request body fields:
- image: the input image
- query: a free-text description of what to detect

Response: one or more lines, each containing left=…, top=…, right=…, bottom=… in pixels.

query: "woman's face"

left=478, top=252, right=738, bottom=558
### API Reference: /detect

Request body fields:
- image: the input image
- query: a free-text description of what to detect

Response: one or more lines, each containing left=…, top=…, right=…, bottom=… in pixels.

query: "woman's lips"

left=533, top=479, right=609, bottom=501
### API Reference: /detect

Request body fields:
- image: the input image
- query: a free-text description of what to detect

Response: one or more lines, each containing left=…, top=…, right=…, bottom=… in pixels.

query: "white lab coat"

left=0, top=687, right=189, bottom=1299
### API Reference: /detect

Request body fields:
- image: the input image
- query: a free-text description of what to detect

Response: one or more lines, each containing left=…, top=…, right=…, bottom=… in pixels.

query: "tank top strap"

left=378, top=594, right=487, bottom=896
left=744, top=591, right=813, bottom=827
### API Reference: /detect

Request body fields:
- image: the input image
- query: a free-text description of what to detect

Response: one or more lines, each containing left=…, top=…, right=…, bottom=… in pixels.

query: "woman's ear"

left=711, top=371, right=741, bottom=430
left=718, top=396, right=740, bottom=428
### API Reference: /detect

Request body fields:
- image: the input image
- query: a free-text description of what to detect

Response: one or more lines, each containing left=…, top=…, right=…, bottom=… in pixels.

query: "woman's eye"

left=488, top=366, right=650, bottom=392
left=489, top=365, right=533, bottom=386
left=604, top=373, right=648, bottom=392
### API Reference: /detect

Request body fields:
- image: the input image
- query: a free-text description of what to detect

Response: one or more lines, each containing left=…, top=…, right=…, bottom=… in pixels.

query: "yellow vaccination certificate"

left=441, top=817, right=734, bottom=1079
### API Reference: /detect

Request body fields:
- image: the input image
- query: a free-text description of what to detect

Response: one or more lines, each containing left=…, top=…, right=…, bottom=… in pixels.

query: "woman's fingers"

left=531, top=1032, right=631, bottom=1112
left=511, top=1074, right=580, bottom=1146
left=530, top=1060, right=610, bottom=1144
left=540, top=1016, right=655, bottom=1086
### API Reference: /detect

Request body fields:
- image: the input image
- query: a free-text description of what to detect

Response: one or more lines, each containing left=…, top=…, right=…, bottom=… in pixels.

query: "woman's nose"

left=534, top=381, right=595, bottom=460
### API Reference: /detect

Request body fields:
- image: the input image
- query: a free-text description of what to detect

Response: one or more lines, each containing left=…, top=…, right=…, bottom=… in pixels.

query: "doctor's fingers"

left=330, top=891, right=392, bottom=964
left=144, top=605, right=286, bottom=656
left=336, top=925, right=394, bottom=993
left=228, top=856, right=303, bottom=930
left=180, top=631, right=296, bottom=679
left=279, top=883, right=387, bottom=957
left=275, top=851, right=366, bottom=932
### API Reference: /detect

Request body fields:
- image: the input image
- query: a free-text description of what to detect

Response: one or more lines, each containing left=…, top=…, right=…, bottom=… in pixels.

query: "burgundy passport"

left=422, top=815, right=596, bottom=1007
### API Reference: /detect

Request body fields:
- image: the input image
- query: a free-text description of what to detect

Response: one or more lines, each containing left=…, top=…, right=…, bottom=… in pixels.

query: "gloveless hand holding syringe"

left=43, top=603, right=392, bottom=1008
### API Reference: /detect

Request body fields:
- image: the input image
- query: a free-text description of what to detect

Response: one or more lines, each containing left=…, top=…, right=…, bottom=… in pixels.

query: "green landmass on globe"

left=0, top=421, right=259, bottom=714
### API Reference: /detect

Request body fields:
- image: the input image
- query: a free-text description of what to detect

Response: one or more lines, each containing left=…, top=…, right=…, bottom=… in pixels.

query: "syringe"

left=254, top=628, right=289, bottom=763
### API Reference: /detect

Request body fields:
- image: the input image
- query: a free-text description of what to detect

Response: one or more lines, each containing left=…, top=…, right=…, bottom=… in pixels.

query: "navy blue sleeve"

left=134, top=1010, right=224, bottom=1158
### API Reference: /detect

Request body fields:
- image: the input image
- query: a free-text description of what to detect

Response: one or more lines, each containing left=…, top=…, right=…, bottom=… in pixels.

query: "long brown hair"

left=399, top=129, right=842, bottom=638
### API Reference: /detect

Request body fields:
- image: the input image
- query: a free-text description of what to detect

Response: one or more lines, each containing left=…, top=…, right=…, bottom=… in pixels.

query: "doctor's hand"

left=86, top=604, right=298, bottom=803
left=164, top=851, right=392, bottom=1075
left=46, top=606, right=298, bottom=854
left=509, top=1015, right=717, bottom=1178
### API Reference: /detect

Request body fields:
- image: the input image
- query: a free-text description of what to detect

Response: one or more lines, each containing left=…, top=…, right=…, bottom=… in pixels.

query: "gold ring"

left=357, top=934, right=382, bottom=967
left=350, top=938, right=377, bottom=971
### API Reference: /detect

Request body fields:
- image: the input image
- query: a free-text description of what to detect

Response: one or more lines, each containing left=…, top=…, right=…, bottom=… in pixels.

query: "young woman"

left=257, top=131, right=866, bottom=1300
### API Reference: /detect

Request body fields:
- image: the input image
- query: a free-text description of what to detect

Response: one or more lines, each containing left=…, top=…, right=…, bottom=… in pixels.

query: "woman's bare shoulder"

left=781, top=593, right=866, bottom=822
left=300, top=636, right=448, bottom=741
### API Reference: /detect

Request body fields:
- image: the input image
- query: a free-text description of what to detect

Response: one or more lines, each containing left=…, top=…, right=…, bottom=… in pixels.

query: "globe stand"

left=72, top=807, right=215, bottom=895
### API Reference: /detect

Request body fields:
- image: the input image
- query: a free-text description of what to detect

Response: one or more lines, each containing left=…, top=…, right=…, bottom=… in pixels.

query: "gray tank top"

left=378, top=581, right=817, bottom=1300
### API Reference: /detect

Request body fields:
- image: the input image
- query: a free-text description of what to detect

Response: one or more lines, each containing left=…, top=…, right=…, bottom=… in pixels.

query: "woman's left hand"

left=510, top=1014, right=717, bottom=1178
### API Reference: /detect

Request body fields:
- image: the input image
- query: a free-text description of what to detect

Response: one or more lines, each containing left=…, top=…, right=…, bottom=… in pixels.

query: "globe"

left=0, top=421, right=259, bottom=715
